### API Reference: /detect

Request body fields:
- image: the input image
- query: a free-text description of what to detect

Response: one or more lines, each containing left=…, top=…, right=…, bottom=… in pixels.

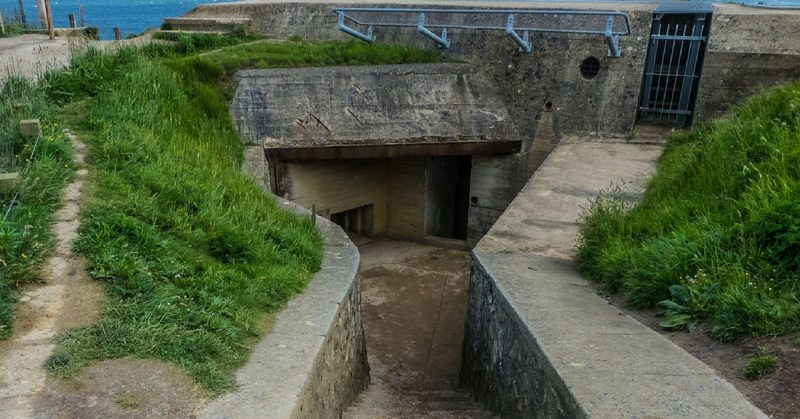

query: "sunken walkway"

left=344, top=238, right=493, bottom=418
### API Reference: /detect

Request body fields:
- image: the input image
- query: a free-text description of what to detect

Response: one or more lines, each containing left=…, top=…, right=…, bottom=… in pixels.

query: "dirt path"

left=344, top=238, right=494, bottom=418
left=0, top=33, right=160, bottom=81
left=0, top=132, right=207, bottom=418
left=0, top=132, right=104, bottom=417
left=0, top=34, right=73, bottom=81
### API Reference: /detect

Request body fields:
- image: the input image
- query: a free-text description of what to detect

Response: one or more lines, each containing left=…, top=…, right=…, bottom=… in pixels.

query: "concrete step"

left=162, top=17, right=251, bottom=32
left=344, top=388, right=496, bottom=419
left=631, top=123, right=675, bottom=144
left=343, top=408, right=496, bottom=419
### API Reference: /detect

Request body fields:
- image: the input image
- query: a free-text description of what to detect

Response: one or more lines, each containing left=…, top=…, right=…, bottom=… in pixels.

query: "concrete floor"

left=344, top=238, right=493, bottom=418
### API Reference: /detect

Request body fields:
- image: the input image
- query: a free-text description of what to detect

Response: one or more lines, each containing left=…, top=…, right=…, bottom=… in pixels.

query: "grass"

left=743, top=350, right=778, bottom=380
left=114, top=392, right=141, bottom=409
left=0, top=77, right=74, bottom=339
left=36, top=34, right=446, bottom=392
left=577, top=82, right=800, bottom=342
left=0, top=12, right=46, bottom=38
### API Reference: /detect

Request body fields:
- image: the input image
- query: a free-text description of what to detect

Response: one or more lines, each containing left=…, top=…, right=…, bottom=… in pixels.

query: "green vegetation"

left=0, top=12, right=45, bottom=38
left=114, top=392, right=142, bottom=409
left=743, top=351, right=778, bottom=380
left=577, top=82, right=800, bottom=342
left=794, top=336, right=800, bottom=348
left=0, top=78, right=73, bottom=339
left=27, top=35, right=446, bottom=392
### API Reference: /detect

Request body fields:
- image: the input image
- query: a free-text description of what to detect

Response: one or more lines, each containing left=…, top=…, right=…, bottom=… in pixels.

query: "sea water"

left=0, top=0, right=224, bottom=40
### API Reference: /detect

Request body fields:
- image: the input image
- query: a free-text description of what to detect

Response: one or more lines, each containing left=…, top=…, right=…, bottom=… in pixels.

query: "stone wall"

left=461, top=254, right=586, bottom=418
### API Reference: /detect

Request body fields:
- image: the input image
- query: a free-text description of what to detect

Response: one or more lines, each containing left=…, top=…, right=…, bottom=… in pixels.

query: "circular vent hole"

left=580, top=56, right=601, bottom=80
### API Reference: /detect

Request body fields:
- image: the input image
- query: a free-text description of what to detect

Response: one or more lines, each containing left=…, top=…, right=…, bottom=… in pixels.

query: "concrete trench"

left=343, top=238, right=494, bottom=418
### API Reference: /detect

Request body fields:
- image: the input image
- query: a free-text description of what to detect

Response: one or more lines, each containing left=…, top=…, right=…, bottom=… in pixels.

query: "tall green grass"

left=42, top=36, right=446, bottom=392
left=577, top=82, right=800, bottom=342
left=0, top=77, right=73, bottom=339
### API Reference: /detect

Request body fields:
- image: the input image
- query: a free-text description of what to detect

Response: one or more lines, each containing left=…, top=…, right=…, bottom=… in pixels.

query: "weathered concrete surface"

left=343, top=239, right=493, bottom=418
left=461, top=140, right=767, bottom=418
left=201, top=149, right=368, bottom=419
left=694, top=9, right=800, bottom=121
left=191, top=0, right=652, bottom=142
left=231, top=63, right=512, bottom=146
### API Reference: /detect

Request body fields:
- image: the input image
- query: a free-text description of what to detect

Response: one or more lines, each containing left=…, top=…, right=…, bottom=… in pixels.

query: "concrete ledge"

left=202, top=152, right=368, bottom=418
left=461, top=141, right=767, bottom=418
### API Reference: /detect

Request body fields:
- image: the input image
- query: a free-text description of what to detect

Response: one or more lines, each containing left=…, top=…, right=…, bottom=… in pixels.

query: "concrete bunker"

left=232, top=63, right=519, bottom=245
left=199, top=1, right=800, bottom=415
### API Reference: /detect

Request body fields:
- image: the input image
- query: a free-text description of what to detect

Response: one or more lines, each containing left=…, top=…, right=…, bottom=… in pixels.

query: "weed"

left=743, top=350, right=778, bottom=380
left=114, top=392, right=141, bottom=409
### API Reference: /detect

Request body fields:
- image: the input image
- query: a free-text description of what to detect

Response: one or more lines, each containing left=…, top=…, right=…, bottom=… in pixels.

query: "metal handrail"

left=333, top=7, right=632, bottom=56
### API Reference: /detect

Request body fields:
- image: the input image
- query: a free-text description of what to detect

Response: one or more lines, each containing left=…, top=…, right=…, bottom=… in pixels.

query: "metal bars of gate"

left=639, top=13, right=708, bottom=124
left=333, top=8, right=632, bottom=57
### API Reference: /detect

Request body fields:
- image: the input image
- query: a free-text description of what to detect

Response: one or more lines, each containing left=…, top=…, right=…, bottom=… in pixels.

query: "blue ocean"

left=0, top=0, right=225, bottom=39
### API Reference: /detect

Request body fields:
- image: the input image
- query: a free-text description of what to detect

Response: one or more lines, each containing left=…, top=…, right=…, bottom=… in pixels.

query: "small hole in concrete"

left=470, top=197, right=478, bottom=205
left=545, top=101, right=553, bottom=111
left=580, top=56, right=601, bottom=80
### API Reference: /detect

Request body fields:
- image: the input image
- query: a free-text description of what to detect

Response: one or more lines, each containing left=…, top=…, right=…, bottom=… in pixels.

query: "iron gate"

left=639, top=5, right=711, bottom=125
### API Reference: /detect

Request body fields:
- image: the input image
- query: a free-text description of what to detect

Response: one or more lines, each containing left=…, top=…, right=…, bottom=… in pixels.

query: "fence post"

left=0, top=13, right=5, bottom=35
left=68, top=13, right=75, bottom=28
left=37, top=0, right=46, bottom=28
left=79, top=3, right=84, bottom=27
left=113, top=27, right=121, bottom=40
left=44, top=0, right=54, bottom=40
left=16, top=0, right=27, bottom=28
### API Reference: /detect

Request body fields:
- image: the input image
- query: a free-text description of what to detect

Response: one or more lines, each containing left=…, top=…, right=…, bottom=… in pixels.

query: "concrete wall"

left=230, top=64, right=513, bottom=146
left=191, top=1, right=653, bottom=142
left=387, top=158, right=426, bottom=239
left=694, top=9, right=800, bottom=121
left=203, top=148, right=369, bottom=419
left=280, top=159, right=389, bottom=236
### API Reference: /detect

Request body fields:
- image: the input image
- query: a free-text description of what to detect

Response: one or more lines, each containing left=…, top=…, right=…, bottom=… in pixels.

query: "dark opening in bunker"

left=425, top=156, right=471, bottom=241
left=331, top=204, right=374, bottom=237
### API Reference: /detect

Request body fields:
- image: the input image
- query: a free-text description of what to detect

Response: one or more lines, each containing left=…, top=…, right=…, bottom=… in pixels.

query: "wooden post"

left=79, top=3, right=84, bottom=27
left=113, top=27, right=121, bottom=41
left=68, top=13, right=75, bottom=28
left=0, top=13, right=5, bottom=35
left=44, top=0, right=54, bottom=40
left=16, top=0, right=27, bottom=28
left=37, top=0, right=47, bottom=28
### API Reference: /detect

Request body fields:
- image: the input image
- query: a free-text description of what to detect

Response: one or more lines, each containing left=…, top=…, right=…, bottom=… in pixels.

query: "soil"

left=33, top=358, right=209, bottom=419
left=600, top=291, right=800, bottom=418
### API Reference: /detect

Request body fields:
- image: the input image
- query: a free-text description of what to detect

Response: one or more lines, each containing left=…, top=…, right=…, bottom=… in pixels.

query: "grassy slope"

left=577, top=82, right=800, bottom=342
left=42, top=36, right=446, bottom=392
left=0, top=78, right=73, bottom=339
